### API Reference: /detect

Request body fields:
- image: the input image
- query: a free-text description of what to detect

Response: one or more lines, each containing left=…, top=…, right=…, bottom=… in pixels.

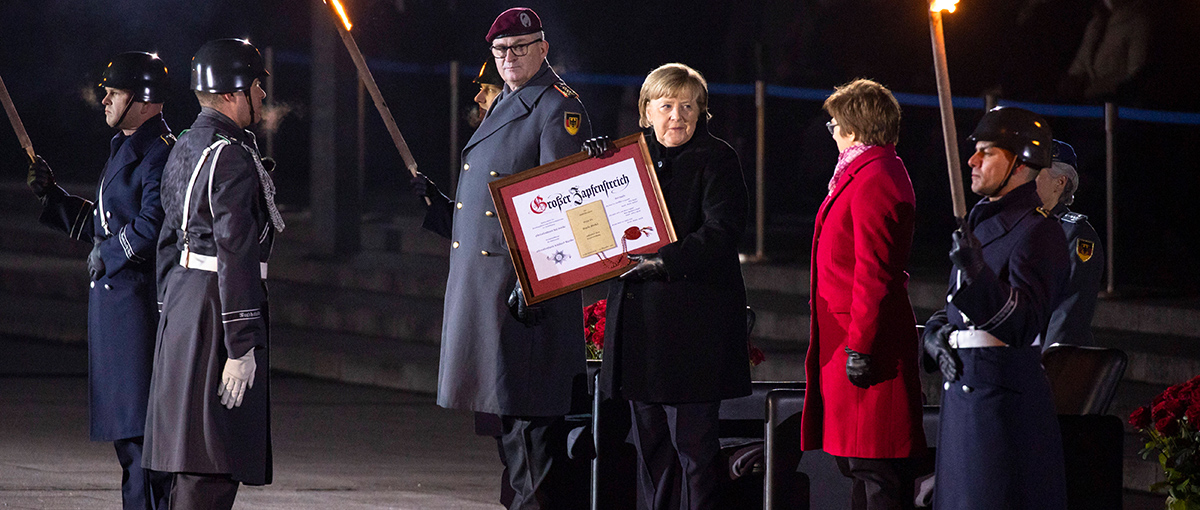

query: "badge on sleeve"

left=1076, top=239, right=1095, bottom=262
left=564, top=112, right=581, bottom=136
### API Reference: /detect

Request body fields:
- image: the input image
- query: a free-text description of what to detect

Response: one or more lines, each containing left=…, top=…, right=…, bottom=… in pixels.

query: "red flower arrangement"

left=1129, top=374, right=1200, bottom=507
left=582, top=298, right=766, bottom=367
left=583, top=299, right=606, bottom=360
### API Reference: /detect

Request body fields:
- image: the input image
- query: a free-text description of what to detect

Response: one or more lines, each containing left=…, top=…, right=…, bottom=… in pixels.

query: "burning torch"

left=0, top=73, right=36, bottom=162
left=322, top=0, right=428, bottom=204
left=929, top=0, right=966, bottom=219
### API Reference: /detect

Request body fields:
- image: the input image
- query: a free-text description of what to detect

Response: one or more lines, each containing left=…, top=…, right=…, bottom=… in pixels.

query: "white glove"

left=218, top=350, right=257, bottom=409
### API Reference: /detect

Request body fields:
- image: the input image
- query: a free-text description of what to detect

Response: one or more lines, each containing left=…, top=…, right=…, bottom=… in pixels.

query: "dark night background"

left=1, top=0, right=1198, bottom=293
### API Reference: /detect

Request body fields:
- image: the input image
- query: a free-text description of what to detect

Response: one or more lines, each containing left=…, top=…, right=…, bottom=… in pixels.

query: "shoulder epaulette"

left=1061, top=211, right=1087, bottom=223
left=1034, top=206, right=1049, bottom=218
left=554, top=82, right=578, bottom=99
left=160, top=134, right=177, bottom=146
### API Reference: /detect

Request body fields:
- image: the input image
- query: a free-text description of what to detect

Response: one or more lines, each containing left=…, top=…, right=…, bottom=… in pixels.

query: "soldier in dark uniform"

left=25, top=51, right=174, bottom=510
left=143, top=39, right=282, bottom=510
left=409, top=8, right=591, bottom=509
left=469, top=58, right=504, bottom=127
left=1036, top=139, right=1104, bottom=348
left=922, top=107, right=1069, bottom=509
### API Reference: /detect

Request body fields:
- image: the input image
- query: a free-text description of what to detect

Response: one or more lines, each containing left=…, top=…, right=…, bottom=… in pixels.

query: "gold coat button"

left=90, top=281, right=95, bottom=289
left=456, top=202, right=463, bottom=209
left=485, top=211, right=494, bottom=217
left=93, top=209, right=98, bottom=216
left=463, top=163, right=470, bottom=171
left=481, top=250, right=490, bottom=256
left=490, top=171, right=498, bottom=177
left=106, top=211, right=112, bottom=218
left=104, top=284, right=112, bottom=290
left=452, top=241, right=460, bottom=249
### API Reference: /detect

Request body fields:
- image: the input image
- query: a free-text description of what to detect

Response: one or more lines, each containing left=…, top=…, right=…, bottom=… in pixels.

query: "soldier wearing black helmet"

left=922, top=106, right=1069, bottom=509
left=142, top=38, right=282, bottom=510
left=24, top=50, right=174, bottom=510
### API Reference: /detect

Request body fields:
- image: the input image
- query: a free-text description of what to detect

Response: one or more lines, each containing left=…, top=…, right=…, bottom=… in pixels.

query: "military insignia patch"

left=564, top=112, right=581, bottom=136
left=1076, top=239, right=1094, bottom=262
left=554, top=83, right=578, bottom=99
left=1034, top=206, right=1049, bottom=218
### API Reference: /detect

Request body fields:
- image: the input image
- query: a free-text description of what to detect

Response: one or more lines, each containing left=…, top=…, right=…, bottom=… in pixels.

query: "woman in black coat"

left=597, top=63, right=751, bottom=510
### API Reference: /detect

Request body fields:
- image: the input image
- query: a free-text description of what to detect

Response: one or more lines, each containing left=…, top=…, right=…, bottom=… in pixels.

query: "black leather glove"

left=845, top=347, right=875, bottom=389
left=409, top=172, right=444, bottom=201
left=88, top=236, right=106, bottom=281
left=507, top=281, right=543, bottom=326
left=923, top=324, right=960, bottom=382
left=27, top=155, right=57, bottom=199
left=949, top=217, right=987, bottom=284
left=582, top=136, right=612, bottom=158
left=619, top=253, right=667, bottom=281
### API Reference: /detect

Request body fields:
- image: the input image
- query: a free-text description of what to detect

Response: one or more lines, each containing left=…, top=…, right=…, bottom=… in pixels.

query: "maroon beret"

left=485, top=7, right=542, bottom=43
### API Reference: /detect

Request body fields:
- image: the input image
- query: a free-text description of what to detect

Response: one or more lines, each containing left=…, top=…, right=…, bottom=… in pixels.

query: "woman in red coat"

left=800, top=79, right=928, bottom=510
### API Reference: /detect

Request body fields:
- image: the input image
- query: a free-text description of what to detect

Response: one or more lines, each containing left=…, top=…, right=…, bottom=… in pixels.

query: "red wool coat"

left=800, top=144, right=928, bottom=459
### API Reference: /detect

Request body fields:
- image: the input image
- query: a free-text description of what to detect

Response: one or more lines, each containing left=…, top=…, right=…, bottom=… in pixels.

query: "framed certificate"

left=489, top=132, right=676, bottom=304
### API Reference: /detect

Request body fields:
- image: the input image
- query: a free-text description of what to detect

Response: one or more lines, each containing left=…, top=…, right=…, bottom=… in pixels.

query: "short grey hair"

left=1044, top=161, right=1079, bottom=206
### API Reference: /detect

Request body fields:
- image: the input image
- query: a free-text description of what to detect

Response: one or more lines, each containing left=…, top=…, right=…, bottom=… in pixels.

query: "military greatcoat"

left=143, top=108, right=275, bottom=485
left=1042, top=203, right=1104, bottom=348
left=924, top=181, right=1069, bottom=509
left=38, top=114, right=173, bottom=442
left=426, top=61, right=590, bottom=417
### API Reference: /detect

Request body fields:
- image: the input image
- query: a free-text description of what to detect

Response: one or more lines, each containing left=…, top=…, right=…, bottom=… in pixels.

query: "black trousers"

left=113, top=436, right=172, bottom=510
left=834, top=456, right=918, bottom=510
left=168, top=473, right=239, bottom=510
left=500, top=415, right=574, bottom=510
left=629, top=400, right=722, bottom=510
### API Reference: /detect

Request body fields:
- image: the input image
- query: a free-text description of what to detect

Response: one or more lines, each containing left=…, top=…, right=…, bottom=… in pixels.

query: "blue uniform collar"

left=968, top=180, right=1044, bottom=246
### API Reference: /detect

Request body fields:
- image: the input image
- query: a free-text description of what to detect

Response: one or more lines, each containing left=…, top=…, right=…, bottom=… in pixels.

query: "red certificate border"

left=488, top=133, right=675, bottom=304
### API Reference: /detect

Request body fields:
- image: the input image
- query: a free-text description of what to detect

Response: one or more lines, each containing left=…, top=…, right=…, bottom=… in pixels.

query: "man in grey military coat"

left=410, top=7, right=591, bottom=509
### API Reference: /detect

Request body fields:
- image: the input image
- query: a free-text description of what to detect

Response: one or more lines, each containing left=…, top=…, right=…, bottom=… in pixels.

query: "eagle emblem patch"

left=564, top=112, right=581, bottom=136
left=1076, top=239, right=1095, bottom=262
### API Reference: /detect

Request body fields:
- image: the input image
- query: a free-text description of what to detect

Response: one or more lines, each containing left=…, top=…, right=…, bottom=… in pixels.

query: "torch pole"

left=0, top=73, right=36, bottom=162
left=929, top=8, right=967, bottom=219
left=324, top=1, right=429, bottom=204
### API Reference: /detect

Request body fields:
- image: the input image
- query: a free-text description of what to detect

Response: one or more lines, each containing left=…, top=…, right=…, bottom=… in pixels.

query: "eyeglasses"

left=826, top=120, right=838, bottom=135
left=490, top=38, right=543, bottom=58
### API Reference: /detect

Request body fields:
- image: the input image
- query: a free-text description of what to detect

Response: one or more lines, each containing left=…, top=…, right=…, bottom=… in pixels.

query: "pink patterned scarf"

left=828, top=144, right=873, bottom=195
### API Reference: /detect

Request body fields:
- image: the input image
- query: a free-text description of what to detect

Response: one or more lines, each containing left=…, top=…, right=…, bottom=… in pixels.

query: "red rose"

left=1186, top=404, right=1200, bottom=426
left=1156, top=415, right=1181, bottom=436
left=1130, top=406, right=1152, bottom=429
left=748, top=341, right=766, bottom=367
left=590, top=317, right=606, bottom=350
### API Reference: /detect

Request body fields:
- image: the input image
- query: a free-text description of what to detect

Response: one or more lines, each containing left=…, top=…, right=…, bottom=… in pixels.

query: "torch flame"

left=324, top=0, right=353, bottom=31
left=930, top=0, right=958, bottom=13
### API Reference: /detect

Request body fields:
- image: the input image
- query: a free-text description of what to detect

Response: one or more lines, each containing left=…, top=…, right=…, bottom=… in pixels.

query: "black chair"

left=1041, top=344, right=1128, bottom=415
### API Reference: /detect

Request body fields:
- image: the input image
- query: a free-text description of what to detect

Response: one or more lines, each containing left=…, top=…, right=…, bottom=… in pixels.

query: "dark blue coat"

left=1042, top=204, right=1104, bottom=348
left=925, top=181, right=1069, bottom=509
left=38, top=114, right=173, bottom=441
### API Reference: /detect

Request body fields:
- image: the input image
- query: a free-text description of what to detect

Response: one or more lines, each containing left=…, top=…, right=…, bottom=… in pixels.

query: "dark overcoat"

left=597, top=125, right=752, bottom=404
left=1042, top=204, right=1104, bottom=348
left=143, top=108, right=275, bottom=485
left=800, top=144, right=927, bottom=459
left=924, top=181, right=1068, bottom=509
left=38, top=114, right=172, bottom=442
left=427, top=62, right=590, bottom=416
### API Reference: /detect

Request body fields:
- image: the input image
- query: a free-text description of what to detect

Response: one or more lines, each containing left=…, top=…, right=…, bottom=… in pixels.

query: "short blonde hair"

left=638, top=63, right=711, bottom=128
left=823, top=78, right=901, bottom=146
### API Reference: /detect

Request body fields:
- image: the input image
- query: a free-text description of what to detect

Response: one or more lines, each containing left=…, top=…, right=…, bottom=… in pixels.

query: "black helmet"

left=190, top=39, right=268, bottom=94
left=99, top=52, right=169, bottom=103
left=473, top=59, right=503, bottom=87
left=968, top=106, right=1053, bottom=169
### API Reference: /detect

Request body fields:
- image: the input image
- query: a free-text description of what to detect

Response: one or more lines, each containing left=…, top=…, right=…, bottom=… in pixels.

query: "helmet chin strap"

left=113, top=100, right=135, bottom=130
left=244, top=90, right=256, bottom=126
left=986, top=154, right=1020, bottom=197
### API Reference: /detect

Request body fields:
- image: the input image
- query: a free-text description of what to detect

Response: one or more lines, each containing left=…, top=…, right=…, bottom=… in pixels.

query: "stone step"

left=271, top=325, right=441, bottom=394
left=0, top=291, right=87, bottom=343
left=270, top=280, right=444, bottom=346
